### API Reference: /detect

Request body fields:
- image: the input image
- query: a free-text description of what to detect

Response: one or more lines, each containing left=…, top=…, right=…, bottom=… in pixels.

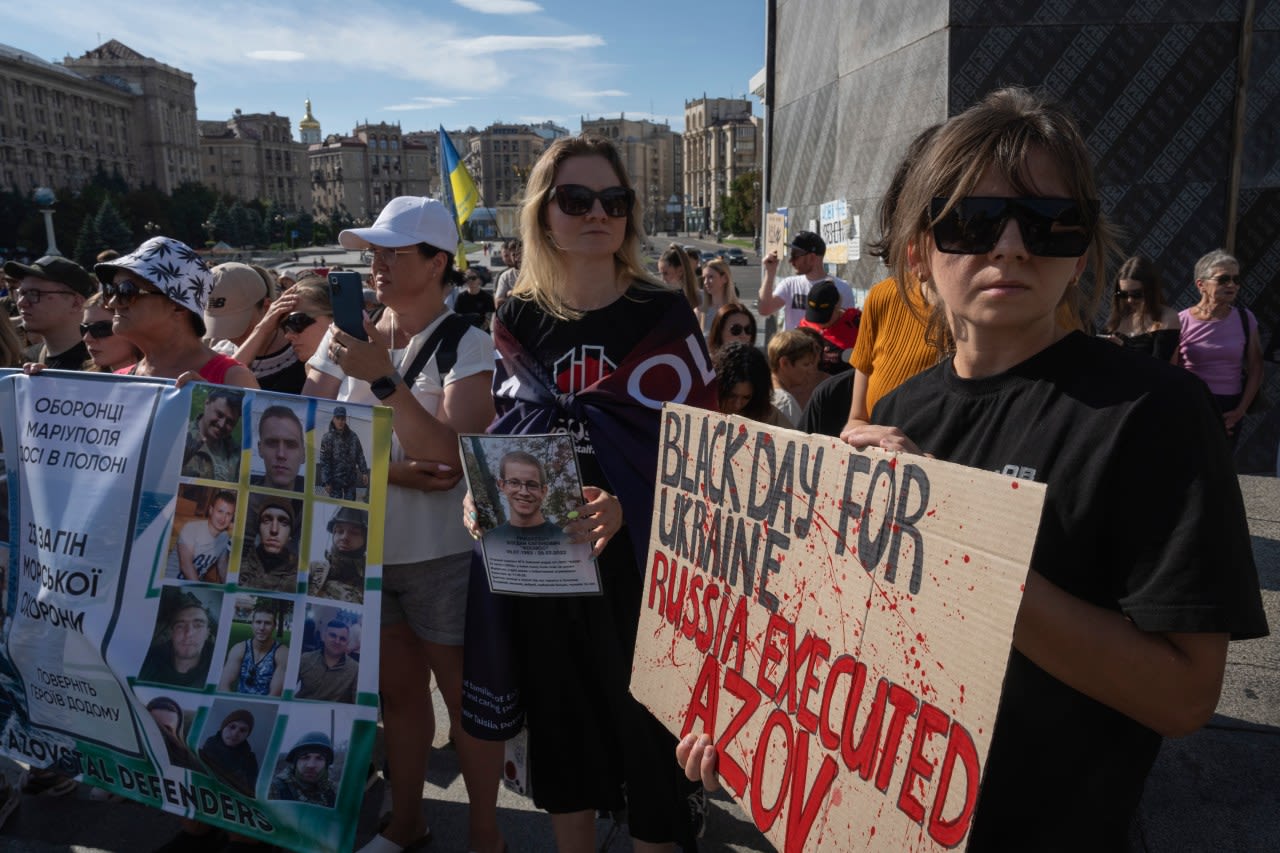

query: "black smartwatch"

left=370, top=372, right=403, bottom=401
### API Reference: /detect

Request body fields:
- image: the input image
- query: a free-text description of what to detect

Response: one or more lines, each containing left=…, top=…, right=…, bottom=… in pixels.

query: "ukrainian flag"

left=440, top=126, right=479, bottom=226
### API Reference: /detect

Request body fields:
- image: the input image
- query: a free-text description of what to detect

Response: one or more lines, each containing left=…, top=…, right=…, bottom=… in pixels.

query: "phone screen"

left=328, top=272, right=368, bottom=342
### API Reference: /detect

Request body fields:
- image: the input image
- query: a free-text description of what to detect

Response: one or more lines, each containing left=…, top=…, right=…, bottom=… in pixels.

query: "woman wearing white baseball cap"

left=93, top=236, right=257, bottom=388
left=302, top=197, right=502, bottom=853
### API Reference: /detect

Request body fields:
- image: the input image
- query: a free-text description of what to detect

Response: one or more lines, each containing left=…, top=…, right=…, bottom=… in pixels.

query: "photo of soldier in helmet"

left=268, top=730, right=338, bottom=808
left=307, top=505, right=367, bottom=604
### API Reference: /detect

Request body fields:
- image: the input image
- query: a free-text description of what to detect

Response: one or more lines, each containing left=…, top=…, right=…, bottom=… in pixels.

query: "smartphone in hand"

left=328, top=271, right=368, bottom=342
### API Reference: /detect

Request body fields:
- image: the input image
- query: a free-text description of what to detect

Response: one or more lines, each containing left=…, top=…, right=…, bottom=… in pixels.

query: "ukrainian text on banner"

left=0, top=371, right=390, bottom=853
left=631, top=404, right=1046, bottom=852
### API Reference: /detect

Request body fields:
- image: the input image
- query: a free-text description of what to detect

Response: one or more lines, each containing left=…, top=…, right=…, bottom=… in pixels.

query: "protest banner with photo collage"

left=0, top=370, right=389, bottom=853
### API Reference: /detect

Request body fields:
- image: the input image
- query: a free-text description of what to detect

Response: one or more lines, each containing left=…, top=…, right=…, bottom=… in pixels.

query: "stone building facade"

left=62, top=40, right=200, bottom=194
left=0, top=43, right=138, bottom=194
left=683, top=97, right=760, bottom=235
left=580, top=116, right=683, bottom=234
left=308, top=122, right=434, bottom=224
left=199, top=110, right=309, bottom=211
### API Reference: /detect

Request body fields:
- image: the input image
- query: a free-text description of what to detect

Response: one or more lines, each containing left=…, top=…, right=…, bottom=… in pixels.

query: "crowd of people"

left=0, top=84, right=1273, bottom=853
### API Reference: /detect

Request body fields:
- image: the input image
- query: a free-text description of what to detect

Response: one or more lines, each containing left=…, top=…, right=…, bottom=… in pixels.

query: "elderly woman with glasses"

left=92, top=237, right=257, bottom=388
left=461, top=134, right=715, bottom=852
left=1101, top=255, right=1180, bottom=360
left=1176, top=249, right=1264, bottom=446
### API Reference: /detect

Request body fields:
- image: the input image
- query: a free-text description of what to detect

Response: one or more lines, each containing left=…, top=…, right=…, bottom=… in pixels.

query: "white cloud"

left=448, top=34, right=604, bottom=54
left=383, top=97, right=458, bottom=111
left=569, top=89, right=628, bottom=98
left=246, top=50, right=305, bottom=62
left=453, top=0, right=542, bottom=13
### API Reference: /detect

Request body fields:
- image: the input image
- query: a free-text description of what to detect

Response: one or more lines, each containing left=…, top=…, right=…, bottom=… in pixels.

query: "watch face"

left=371, top=376, right=398, bottom=400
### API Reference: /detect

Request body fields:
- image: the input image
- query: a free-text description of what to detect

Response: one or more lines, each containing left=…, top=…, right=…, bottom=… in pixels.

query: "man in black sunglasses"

left=3, top=256, right=95, bottom=370
left=758, top=231, right=857, bottom=330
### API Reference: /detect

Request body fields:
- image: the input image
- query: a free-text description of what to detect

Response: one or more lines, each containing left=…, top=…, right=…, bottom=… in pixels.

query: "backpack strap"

left=400, top=313, right=472, bottom=388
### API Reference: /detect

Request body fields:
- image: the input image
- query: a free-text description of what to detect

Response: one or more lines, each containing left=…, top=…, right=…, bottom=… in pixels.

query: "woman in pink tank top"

left=1175, top=249, right=1263, bottom=447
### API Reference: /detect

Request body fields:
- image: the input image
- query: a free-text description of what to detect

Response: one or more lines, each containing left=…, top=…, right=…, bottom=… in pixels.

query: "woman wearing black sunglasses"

left=462, top=134, right=715, bottom=853
left=1176, top=249, right=1264, bottom=446
left=276, top=276, right=333, bottom=364
left=1101, top=255, right=1180, bottom=360
left=705, top=301, right=756, bottom=355
left=80, top=291, right=139, bottom=372
left=683, top=87, right=1267, bottom=851
left=92, top=237, right=257, bottom=388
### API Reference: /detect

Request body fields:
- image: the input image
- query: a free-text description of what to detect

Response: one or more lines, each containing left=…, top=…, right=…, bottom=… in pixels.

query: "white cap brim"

left=339, top=226, right=420, bottom=250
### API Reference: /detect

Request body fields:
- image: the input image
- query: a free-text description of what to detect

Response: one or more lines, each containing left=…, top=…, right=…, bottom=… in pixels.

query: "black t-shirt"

left=42, top=341, right=90, bottom=371
left=875, top=332, right=1268, bottom=850
left=251, top=343, right=305, bottom=394
left=455, top=289, right=496, bottom=319
left=799, top=369, right=853, bottom=437
left=497, top=286, right=684, bottom=488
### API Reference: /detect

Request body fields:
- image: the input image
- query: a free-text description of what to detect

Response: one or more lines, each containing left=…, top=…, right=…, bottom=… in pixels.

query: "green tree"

left=94, top=198, right=134, bottom=254
left=208, top=198, right=231, bottom=245
left=168, top=182, right=219, bottom=247
left=721, top=170, right=761, bottom=236
left=227, top=201, right=252, bottom=247
left=72, top=216, right=102, bottom=268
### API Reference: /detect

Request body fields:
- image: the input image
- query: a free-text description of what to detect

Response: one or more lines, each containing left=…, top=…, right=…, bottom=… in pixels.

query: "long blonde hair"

left=891, top=87, right=1118, bottom=353
left=513, top=135, right=664, bottom=320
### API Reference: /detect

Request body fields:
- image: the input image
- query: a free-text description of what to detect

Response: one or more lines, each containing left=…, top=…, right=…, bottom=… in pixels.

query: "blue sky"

left=9, top=0, right=764, bottom=136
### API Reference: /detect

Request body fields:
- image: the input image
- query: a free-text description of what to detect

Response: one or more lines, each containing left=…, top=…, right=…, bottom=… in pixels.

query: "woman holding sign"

left=463, top=134, right=717, bottom=852
left=682, top=88, right=1268, bottom=850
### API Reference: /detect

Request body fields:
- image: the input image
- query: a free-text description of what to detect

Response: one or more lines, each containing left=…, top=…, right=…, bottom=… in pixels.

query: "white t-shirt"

left=174, top=520, right=229, bottom=580
left=308, top=311, right=495, bottom=564
left=771, top=387, right=801, bottom=427
left=772, top=274, right=856, bottom=330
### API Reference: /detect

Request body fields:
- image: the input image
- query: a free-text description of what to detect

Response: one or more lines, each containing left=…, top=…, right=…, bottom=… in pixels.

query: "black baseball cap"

left=788, top=231, right=826, bottom=257
left=4, top=256, right=95, bottom=297
left=804, top=280, right=840, bottom=324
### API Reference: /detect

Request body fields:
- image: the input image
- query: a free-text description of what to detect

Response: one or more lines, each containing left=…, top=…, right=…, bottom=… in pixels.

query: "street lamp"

left=33, top=187, right=60, bottom=256
left=202, top=219, right=216, bottom=247
left=144, top=221, right=160, bottom=238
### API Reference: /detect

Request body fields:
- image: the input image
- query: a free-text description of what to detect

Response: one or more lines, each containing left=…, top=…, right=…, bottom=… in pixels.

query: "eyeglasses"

left=500, top=478, right=544, bottom=492
left=16, top=287, right=77, bottom=304
left=930, top=196, right=1098, bottom=257
left=1115, top=289, right=1145, bottom=301
left=727, top=323, right=753, bottom=336
left=80, top=321, right=114, bottom=338
left=281, top=312, right=320, bottom=334
left=368, top=247, right=419, bottom=266
left=1202, top=274, right=1241, bottom=284
left=101, top=279, right=164, bottom=307
left=788, top=250, right=811, bottom=262
left=548, top=184, right=635, bottom=218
